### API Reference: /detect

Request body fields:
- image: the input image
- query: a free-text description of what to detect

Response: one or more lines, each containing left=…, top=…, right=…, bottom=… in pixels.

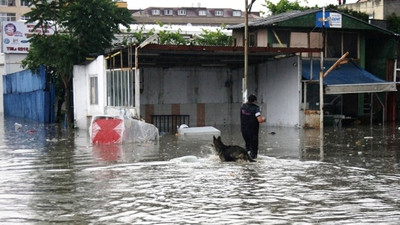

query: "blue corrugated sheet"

left=3, top=66, right=55, bottom=123
left=302, top=60, right=387, bottom=85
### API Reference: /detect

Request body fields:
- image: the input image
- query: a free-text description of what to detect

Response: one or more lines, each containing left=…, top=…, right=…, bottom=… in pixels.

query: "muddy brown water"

left=0, top=116, right=399, bottom=224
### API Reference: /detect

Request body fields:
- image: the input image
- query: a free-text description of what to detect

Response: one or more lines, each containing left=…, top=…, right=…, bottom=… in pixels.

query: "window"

left=178, top=9, right=186, bottom=16
left=107, top=69, right=141, bottom=107
left=233, top=10, right=241, bottom=17
left=90, top=76, right=98, bottom=105
left=19, top=15, right=30, bottom=21
left=20, top=0, right=29, bottom=6
left=151, top=9, right=160, bottom=15
left=215, top=10, right=224, bottom=16
left=198, top=10, right=207, bottom=16
left=0, top=0, right=15, bottom=6
left=343, top=32, right=358, bottom=58
left=271, top=30, right=290, bottom=47
left=0, top=13, right=16, bottom=22
left=249, top=33, right=256, bottom=47
left=164, top=9, right=173, bottom=16
left=326, top=31, right=358, bottom=58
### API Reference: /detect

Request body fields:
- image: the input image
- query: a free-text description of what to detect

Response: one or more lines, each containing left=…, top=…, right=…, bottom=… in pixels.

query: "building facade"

left=230, top=9, right=399, bottom=126
left=131, top=7, right=260, bottom=26
left=0, top=0, right=30, bottom=22
left=341, top=0, right=400, bottom=20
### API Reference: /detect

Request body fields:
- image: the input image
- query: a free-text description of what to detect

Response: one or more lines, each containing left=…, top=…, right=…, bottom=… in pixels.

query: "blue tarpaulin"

left=302, top=60, right=397, bottom=94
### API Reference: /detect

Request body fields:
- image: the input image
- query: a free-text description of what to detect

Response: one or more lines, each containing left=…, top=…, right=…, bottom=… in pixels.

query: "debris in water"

left=14, top=123, right=22, bottom=130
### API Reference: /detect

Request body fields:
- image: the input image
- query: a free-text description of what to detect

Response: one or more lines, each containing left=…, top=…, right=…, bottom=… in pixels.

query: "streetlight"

left=134, top=34, right=158, bottom=119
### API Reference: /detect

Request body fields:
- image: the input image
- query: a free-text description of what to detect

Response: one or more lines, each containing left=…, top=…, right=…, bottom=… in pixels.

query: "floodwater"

left=0, top=115, right=399, bottom=224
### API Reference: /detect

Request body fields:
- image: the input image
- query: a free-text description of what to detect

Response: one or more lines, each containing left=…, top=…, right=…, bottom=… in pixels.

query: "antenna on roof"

left=197, top=2, right=201, bottom=8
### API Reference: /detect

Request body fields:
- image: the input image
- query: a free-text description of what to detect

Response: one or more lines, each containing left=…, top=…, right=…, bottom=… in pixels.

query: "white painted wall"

left=262, top=56, right=301, bottom=127
left=73, top=55, right=106, bottom=129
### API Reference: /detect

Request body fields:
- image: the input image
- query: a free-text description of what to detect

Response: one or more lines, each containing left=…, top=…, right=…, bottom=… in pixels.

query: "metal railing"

left=151, top=115, right=190, bottom=133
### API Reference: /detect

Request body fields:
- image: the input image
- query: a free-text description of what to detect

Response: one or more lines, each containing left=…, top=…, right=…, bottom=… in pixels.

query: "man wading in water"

left=240, top=94, right=266, bottom=159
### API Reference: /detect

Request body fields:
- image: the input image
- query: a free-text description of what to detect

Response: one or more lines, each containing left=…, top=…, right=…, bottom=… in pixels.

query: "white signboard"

left=2, top=21, right=54, bottom=54
left=316, top=12, right=342, bottom=28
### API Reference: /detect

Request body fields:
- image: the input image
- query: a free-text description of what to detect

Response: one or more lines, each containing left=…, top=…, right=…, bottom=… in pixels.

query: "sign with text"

left=316, top=12, right=342, bottom=28
left=2, top=21, right=54, bottom=54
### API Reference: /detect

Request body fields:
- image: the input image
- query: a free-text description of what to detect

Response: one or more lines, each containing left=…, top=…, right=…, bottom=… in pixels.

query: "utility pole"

left=135, top=34, right=158, bottom=119
left=243, top=0, right=249, bottom=103
left=319, top=8, right=326, bottom=129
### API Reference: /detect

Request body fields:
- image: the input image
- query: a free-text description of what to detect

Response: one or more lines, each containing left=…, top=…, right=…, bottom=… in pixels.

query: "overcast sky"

left=127, top=0, right=359, bottom=12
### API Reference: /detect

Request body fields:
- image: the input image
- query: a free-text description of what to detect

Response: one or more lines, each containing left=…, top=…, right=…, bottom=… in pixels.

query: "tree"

left=262, top=0, right=311, bottom=15
left=193, top=28, right=233, bottom=46
left=387, top=13, right=400, bottom=34
left=22, top=0, right=133, bottom=128
left=262, top=0, right=368, bottom=21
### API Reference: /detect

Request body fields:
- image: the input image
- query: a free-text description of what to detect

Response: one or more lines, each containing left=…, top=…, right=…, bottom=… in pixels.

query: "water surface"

left=0, top=116, right=399, bottom=224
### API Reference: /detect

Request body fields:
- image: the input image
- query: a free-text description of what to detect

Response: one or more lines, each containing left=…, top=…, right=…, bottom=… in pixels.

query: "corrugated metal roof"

left=228, top=9, right=320, bottom=29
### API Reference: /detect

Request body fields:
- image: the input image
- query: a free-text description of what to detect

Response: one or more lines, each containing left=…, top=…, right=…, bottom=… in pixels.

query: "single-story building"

left=73, top=9, right=399, bottom=131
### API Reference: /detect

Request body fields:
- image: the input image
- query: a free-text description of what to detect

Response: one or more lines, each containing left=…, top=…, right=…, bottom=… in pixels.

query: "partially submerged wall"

left=73, top=55, right=302, bottom=130
left=140, top=56, right=301, bottom=128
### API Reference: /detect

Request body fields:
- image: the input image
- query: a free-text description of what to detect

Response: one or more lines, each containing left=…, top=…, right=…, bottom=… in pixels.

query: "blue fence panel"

left=3, top=66, right=55, bottom=123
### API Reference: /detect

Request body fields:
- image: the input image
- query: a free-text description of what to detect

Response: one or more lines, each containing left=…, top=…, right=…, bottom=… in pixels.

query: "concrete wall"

left=260, top=57, right=301, bottom=127
left=140, top=67, right=243, bottom=126
left=73, top=55, right=106, bottom=129
left=139, top=56, right=301, bottom=128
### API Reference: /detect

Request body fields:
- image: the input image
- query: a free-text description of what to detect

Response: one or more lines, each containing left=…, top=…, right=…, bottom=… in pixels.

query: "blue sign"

left=316, top=12, right=342, bottom=28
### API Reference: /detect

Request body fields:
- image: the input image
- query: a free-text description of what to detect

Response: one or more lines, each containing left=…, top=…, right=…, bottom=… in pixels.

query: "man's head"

left=248, top=94, right=257, bottom=103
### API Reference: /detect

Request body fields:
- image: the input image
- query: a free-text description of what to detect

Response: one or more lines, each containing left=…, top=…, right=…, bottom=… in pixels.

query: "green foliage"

left=387, top=13, right=400, bottom=34
left=326, top=4, right=369, bottom=22
left=124, top=25, right=232, bottom=47
left=158, top=28, right=187, bottom=45
left=193, top=29, right=233, bottom=46
left=262, top=1, right=368, bottom=22
left=22, top=0, right=134, bottom=126
left=127, top=25, right=155, bottom=45
left=23, top=0, right=133, bottom=70
left=262, top=0, right=311, bottom=15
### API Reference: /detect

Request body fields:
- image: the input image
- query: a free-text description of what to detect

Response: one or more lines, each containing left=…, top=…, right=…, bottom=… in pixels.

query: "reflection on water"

left=0, top=116, right=399, bottom=224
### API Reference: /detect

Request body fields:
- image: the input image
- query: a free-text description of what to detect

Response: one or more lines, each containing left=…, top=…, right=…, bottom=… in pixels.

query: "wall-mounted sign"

left=2, top=21, right=54, bottom=54
left=316, top=12, right=342, bottom=28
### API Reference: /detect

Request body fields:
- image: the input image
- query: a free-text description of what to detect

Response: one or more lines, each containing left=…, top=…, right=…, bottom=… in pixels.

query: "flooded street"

left=0, top=115, right=399, bottom=224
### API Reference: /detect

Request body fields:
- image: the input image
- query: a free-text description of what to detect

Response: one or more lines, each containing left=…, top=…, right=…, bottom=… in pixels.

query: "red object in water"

left=91, top=117, right=124, bottom=144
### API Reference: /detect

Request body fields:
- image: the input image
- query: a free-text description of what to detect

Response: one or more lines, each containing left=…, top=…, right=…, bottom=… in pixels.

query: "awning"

left=302, top=60, right=397, bottom=94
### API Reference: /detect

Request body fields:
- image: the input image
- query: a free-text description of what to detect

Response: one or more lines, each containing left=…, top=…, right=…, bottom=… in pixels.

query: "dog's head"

left=212, top=136, right=225, bottom=153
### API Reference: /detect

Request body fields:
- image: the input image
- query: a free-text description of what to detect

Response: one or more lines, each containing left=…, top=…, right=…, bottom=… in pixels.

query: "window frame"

left=198, top=10, right=207, bottom=16
left=177, top=9, right=186, bottom=16
left=164, top=9, right=173, bottom=16
left=215, top=10, right=224, bottom=16
left=89, top=75, right=99, bottom=105
left=232, top=10, right=241, bottom=17
left=151, top=9, right=160, bottom=16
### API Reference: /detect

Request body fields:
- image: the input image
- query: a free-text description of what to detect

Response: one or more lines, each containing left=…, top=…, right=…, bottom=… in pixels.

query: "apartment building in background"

left=341, top=0, right=400, bottom=20
left=131, top=7, right=260, bottom=26
left=0, top=0, right=30, bottom=22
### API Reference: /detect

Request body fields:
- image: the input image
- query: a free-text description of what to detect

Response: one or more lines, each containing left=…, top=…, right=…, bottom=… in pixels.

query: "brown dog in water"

left=212, top=136, right=255, bottom=162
